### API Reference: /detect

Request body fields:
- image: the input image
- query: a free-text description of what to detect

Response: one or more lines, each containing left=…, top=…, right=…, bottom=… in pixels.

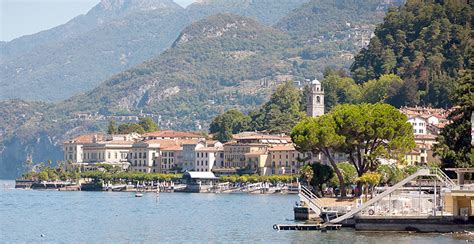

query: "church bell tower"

left=306, top=78, right=324, bottom=117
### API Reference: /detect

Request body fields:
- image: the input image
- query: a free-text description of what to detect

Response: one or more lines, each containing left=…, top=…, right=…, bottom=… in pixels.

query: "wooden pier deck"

left=273, top=223, right=341, bottom=231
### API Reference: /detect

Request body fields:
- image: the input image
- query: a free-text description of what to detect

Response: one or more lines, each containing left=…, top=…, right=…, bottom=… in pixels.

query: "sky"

left=0, top=0, right=196, bottom=42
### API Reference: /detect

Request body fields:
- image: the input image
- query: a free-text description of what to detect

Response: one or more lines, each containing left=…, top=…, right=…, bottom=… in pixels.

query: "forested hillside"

left=351, top=0, right=472, bottom=107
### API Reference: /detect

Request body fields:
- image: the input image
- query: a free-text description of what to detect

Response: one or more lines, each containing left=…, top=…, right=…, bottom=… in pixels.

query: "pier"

left=273, top=223, right=341, bottom=231
left=294, top=167, right=474, bottom=232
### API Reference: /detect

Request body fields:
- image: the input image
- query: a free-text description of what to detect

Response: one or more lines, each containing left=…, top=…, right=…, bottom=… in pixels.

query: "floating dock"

left=273, top=223, right=341, bottom=231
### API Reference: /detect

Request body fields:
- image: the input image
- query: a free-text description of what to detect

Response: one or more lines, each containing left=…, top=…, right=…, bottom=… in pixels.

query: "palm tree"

left=300, top=164, right=314, bottom=187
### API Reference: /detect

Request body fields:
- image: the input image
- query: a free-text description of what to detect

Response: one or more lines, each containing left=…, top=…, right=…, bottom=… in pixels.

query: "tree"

left=300, top=164, right=314, bottom=186
left=330, top=162, right=357, bottom=188
left=351, top=1, right=471, bottom=108
left=117, top=123, right=145, bottom=134
left=251, top=82, right=303, bottom=134
left=310, top=163, right=334, bottom=196
left=321, top=73, right=361, bottom=111
left=376, top=164, right=404, bottom=185
left=331, top=103, right=415, bottom=193
left=435, top=70, right=474, bottom=172
left=138, top=117, right=158, bottom=132
left=292, top=103, right=415, bottom=196
left=209, top=109, right=250, bottom=142
left=107, top=120, right=118, bottom=135
left=292, top=116, right=347, bottom=197
left=361, top=74, right=405, bottom=106
left=358, top=171, right=381, bottom=199
left=38, top=171, right=49, bottom=181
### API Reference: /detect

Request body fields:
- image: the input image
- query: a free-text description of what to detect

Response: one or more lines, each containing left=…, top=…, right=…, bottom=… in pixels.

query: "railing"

left=298, top=184, right=325, bottom=214
left=329, top=168, right=429, bottom=224
left=430, top=167, right=456, bottom=188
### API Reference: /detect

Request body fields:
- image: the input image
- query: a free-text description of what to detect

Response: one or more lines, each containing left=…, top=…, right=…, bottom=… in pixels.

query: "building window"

left=108, top=152, right=111, bottom=159
left=316, top=96, right=320, bottom=104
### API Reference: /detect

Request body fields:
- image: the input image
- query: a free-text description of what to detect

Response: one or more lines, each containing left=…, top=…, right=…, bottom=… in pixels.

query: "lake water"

left=0, top=180, right=469, bottom=243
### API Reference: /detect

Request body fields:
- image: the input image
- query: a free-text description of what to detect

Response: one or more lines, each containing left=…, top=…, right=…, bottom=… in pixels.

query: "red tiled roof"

left=269, top=145, right=296, bottom=151
left=67, top=134, right=105, bottom=143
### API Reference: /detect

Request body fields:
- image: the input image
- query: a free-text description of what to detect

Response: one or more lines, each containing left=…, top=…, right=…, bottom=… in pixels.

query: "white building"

left=408, top=116, right=427, bottom=135
left=129, top=141, right=160, bottom=173
left=194, top=141, right=223, bottom=172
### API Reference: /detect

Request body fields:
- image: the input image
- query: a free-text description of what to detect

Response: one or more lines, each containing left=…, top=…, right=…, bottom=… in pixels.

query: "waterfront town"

left=62, top=80, right=450, bottom=177
left=22, top=79, right=472, bottom=233
left=2, top=0, right=472, bottom=242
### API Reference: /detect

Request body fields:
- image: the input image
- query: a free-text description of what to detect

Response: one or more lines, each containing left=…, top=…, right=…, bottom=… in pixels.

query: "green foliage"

left=321, top=71, right=362, bottom=111
left=361, top=74, right=406, bottom=106
left=330, top=103, right=415, bottom=175
left=351, top=0, right=472, bottom=107
left=138, top=117, right=159, bottom=132
left=435, top=69, right=474, bottom=170
left=292, top=103, right=415, bottom=196
left=38, top=171, right=49, bottom=181
left=291, top=115, right=347, bottom=195
left=310, top=163, right=334, bottom=195
left=117, top=123, right=145, bottom=134
left=250, top=82, right=304, bottom=134
left=330, top=162, right=357, bottom=186
left=403, top=165, right=419, bottom=176
left=300, top=164, right=314, bottom=185
left=209, top=109, right=250, bottom=142
left=358, top=171, right=382, bottom=186
left=376, top=164, right=404, bottom=185
left=107, top=120, right=118, bottom=135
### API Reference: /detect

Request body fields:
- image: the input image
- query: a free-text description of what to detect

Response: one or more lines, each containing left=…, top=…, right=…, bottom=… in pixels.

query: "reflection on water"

left=0, top=180, right=469, bottom=243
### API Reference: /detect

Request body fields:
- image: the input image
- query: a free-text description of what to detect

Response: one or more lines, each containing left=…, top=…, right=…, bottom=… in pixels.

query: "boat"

left=135, top=193, right=143, bottom=197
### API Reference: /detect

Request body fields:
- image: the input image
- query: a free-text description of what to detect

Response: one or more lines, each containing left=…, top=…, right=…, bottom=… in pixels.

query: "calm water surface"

left=0, top=180, right=469, bottom=243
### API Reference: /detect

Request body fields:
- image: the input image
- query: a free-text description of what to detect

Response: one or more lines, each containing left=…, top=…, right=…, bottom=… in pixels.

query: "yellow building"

left=444, top=190, right=474, bottom=218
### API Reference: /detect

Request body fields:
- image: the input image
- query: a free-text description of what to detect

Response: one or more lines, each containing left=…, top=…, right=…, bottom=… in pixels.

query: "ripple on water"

left=0, top=181, right=469, bottom=243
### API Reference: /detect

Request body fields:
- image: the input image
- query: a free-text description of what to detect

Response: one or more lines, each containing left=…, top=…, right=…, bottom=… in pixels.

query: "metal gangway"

left=327, top=168, right=456, bottom=225
left=298, top=184, right=326, bottom=215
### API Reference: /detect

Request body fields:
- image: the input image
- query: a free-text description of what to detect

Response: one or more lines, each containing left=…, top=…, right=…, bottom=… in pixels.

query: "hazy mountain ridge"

left=0, top=0, right=308, bottom=102
left=1, top=8, right=189, bottom=101
left=275, top=0, right=404, bottom=40
left=0, top=0, right=399, bottom=178
left=0, top=0, right=182, bottom=60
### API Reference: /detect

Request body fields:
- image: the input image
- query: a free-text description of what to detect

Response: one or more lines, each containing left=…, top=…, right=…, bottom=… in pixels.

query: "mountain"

left=53, top=13, right=290, bottom=120
left=0, top=0, right=308, bottom=102
left=0, top=0, right=186, bottom=102
left=275, top=0, right=404, bottom=40
left=0, top=0, right=400, bottom=178
left=0, top=8, right=188, bottom=101
left=0, top=0, right=182, bottom=59
left=186, top=0, right=309, bottom=25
